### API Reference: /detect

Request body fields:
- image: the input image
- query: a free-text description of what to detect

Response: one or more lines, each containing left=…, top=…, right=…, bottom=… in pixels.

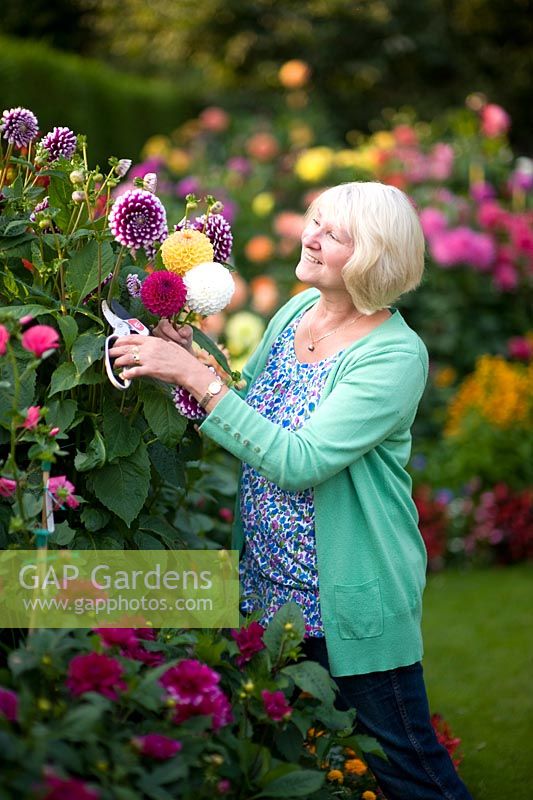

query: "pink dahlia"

left=48, top=475, right=79, bottom=509
left=1, top=106, right=39, bottom=148
left=261, top=689, right=293, bottom=721
left=40, top=126, right=77, bottom=161
left=140, top=270, right=187, bottom=317
left=41, top=770, right=100, bottom=800
left=30, top=196, right=50, bottom=223
left=66, top=652, right=127, bottom=700
left=0, top=477, right=17, bottom=498
left=507, top=336, right=533, bottom=361
left=0, top=687, right=18, bottom=721
left=160, top=659, right=232, bottom=730
left=231, top=620, right=266, bottom=667
left=94, top=628, right=139, bottom=649
left=22, top=405, right=41, bottom=430
left=109, top=189, right=167, bottom=250
left=132, top=733, right=182, bottom=760
left=0, top=324, right=9, bottom=355
left=21, top=324, right=60, bottom=357
left=480, top=103, right=511, bottom=138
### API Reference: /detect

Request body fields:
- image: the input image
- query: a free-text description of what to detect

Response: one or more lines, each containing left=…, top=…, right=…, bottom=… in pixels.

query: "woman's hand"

left=152, top=319, right=194, bottom=354
left=109, top=335, right=195, bottom=385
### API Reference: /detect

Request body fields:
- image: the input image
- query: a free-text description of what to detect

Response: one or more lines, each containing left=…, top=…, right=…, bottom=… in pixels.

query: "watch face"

left=208, top=380, right=222, bottom=394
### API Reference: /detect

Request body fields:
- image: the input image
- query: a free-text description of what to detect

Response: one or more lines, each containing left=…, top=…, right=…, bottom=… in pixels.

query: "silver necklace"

left=307, top=308, right=365, bottom=351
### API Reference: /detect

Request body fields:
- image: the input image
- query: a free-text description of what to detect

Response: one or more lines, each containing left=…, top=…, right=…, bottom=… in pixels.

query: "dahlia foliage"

left=0, top=106, right=239, bottom=546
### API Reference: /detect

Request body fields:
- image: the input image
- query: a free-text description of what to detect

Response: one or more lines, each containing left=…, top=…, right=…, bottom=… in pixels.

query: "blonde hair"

left=306, top=182, right=425, bottom=314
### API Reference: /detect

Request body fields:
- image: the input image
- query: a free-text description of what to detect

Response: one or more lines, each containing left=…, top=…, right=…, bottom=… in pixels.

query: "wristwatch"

left=199, top=378, right=224, bottom=410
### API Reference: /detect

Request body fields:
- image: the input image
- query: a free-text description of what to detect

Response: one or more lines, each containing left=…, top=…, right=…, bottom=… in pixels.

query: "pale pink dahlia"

left=140, top=270, right=187, bottom=317
left=40, top=126, right=77, bottom=161
left=1, top=107, right=39, bottom=148
left=126, top=273, right=143, bottom=298
left=109, top=189, right=167, bottom=250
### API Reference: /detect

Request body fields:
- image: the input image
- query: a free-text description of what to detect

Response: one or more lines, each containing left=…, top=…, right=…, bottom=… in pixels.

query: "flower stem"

left=0, top=142, right=14, bottom=191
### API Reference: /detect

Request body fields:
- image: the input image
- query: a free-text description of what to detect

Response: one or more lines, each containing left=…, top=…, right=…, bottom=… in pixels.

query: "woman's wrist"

left=182, top=361, right=229, bottom=412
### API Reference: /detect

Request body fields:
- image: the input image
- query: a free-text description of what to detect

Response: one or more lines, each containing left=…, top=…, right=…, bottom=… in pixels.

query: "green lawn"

left=422, top=564, right=533, bottom=800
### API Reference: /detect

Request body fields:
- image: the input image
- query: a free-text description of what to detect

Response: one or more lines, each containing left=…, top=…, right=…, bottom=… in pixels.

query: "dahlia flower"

left=0, top=324, right=9, bottom=355
left=172, top=385, right=207, bottom=421
left=109, top=189, right=167, bottom=251
left=40, top=126, right=77, bottom=161
left=160, top=658, right=232, bottom=730
left=143, top=172, right=158, bottom=193
left=184, top=261, right=235, bottom=315
left=66, top=652, right=127, bottom=700
left=115, top=158, right=132, bottom=178
left=0, top=478, right=17, bottom=498
left=30, top=196, right=50, bottom=223
left=231, top=620, right=266, bottom=667
left=261, top=689, right=292, bottom=721
left=0, top=687, right=18, bottom=722
left=177, top=213, right=233, bottom=263
left=21, top=324, right=60, bottom=357
left=126, top=273, right=142, bottom=298
left=132, top=734, right=182, bottom=760
left=140, top=270, right=187, bottom=317
left=0, top=107, right=39, bottom=148
left=160, top=229, right=214, bottom=275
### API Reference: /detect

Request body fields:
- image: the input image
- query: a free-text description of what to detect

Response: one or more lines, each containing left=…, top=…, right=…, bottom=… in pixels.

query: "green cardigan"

left=200, top=288, right=429, bottom=676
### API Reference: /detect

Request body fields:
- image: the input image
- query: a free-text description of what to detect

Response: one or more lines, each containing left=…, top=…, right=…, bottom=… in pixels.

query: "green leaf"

left=49, top=362, right=80, bottom=395
left=56, top=697, right=111, bottom=741
left=65, top=239, right=115, bottom=302
left=0, top=359, right=36, bottom=427
left=51, top=520, right=76, bottom=546
left=57, top=315, right=79, bottom=352
left=0, top=304, right=55, bottom=320
left=282, top=661, right=337, bottom=706
left=263, top=602, right=306, bottom=663
left=90, top=441, right=151, bottom=526
left=48, top=172, right=78, bottom=231
left=256, top=769, right=325, bottom=798
left=103, top=400, right=141, bottom=461
left=46, top=398, right=78, bottom=432
left=133, top=531, right=165, bottom=549
left=138, top=515, right=185, bottom=548
left=142, top=384, right=187, bottom=447
left=71, top=332, right=105, bottom=376
left=148, top=441, right=186, bottom=487
left=74, top=429, right=107, bottom=472
left=81, top=506, right=110, bottom=532
left=192, top=326, right=233, bottom=374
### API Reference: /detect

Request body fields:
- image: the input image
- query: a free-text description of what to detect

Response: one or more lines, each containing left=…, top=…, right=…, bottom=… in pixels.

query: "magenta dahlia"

left=132, top=733, right=182, bottom=760
left=140, top=270, right=187, bottom=317
left=177, top=213, right=233, bottom=263
left=109, top=189, right=167, bottom=250
left=1, top=107, right=39, bottom=148
left=66, top=652, right=127, bottom=700
left=40, top=126, right=77, bottom=161
left=172, top=386, right=206, bottom=421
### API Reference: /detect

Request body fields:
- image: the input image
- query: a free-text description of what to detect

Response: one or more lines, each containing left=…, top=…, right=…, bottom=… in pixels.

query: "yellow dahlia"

left=161, top=229, right=214, bottom=276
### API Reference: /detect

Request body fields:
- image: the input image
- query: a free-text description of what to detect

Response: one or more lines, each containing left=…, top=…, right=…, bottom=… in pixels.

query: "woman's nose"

left=302, top=226, right=320, bottom=248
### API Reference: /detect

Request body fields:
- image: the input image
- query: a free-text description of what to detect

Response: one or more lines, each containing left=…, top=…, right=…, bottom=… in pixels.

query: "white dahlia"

left=184, top=262, right=235, bottom=315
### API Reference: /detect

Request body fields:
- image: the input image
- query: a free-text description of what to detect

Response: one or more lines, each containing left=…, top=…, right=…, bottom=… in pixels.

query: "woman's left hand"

left=109, top=335, right=195, bottom=385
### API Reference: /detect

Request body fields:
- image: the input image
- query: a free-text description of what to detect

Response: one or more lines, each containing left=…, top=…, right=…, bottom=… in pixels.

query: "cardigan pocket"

left=334, top=578, right=384, bottom=640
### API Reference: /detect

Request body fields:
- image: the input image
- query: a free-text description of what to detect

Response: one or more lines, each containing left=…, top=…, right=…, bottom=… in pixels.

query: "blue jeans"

left=303, top=637, right=474, bottom=800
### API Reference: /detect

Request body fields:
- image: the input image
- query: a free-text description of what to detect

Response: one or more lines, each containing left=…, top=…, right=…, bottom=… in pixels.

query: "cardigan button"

left=243, top=439, right=250, bottom=446
left=233, top=432, right=240, bottom=440
left=223, top=423, right=231, bottom=431
left=253, top=446, right=261, bottom=453
left=213, top=416, right=221, bottom=423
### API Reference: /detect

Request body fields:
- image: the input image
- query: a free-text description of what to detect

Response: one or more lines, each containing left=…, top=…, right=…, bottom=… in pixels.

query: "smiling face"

left=295, top=207, right=354, bottom=291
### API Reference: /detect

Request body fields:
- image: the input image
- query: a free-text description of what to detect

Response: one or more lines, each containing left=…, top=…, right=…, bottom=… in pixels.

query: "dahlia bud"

left=71, top=190, right=85, bottom=203
left=69, top=170, right=85, bottom=185
left=93, top=173, right=103, bottom=182
left=38, top=218, right=52, bottom=229
left=115, top=158, right=132, bottom=178
left=143, top=172, right=158, bottom=193
left=210, top=201, right=224, bottom=214
left=243, top=680, right=255, bottom=693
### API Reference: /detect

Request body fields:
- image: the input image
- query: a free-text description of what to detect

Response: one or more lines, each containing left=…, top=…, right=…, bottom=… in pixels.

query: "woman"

left=111, top=181, right=473, bottom=800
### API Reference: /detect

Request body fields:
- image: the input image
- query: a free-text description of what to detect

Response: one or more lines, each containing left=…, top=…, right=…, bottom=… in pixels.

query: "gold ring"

left=132, top=345, right=141, bottom=365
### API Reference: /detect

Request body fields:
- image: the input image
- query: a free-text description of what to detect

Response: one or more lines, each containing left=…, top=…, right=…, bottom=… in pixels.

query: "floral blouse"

left=239, top=310, right=344, bottom=635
